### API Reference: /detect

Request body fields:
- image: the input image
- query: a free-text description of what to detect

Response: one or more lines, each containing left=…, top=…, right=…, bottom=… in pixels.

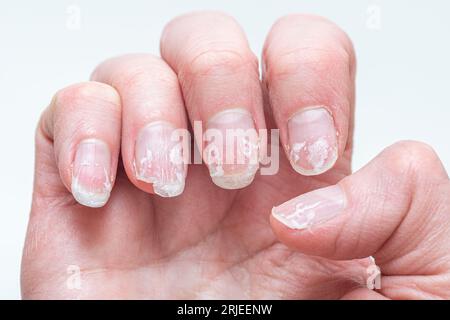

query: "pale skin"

left=21, top=12, right=450, bottom=299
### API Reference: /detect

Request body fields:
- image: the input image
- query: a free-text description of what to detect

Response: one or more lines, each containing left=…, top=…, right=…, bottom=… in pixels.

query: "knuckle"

left=54, top=82, right=120, bottom=113
left=164, top=11, right=236, bottom=32
left=273, top=13, right=333, bottom=28
left=94, top=53, right=160, bottom=74
left=273, top=13, right=354, bottom=51
left=93, top=54, right=179, bottom=92
left=384, top=140, right=442, bottom=177
left=265, top=14, right=355, bottom=81
left=124, top=64, right=178, bottom=91
left=267, top=46, right=351, bottom=81
left=181, top=49, right=257, bottom=78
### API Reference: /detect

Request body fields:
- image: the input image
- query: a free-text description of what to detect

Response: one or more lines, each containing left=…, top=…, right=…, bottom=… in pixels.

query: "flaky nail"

left=272, top=185, right=345, bottom=230
left=71, top=139, right=112, bottom=208
left=288, top=107, right=338, bottom=176
left=135, top=121, right=186, bottom=197
left=204, top=108, right=259, bottom=189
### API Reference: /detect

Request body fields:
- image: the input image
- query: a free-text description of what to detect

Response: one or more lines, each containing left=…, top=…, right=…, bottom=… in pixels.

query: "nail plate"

left=71, top=139, right=112, bottom=208
left=272, top=185, right=345, bottom=230
left=135, top=121, right=186, bottom=197
left=204, top=108, right=259, bottom=189
left=288, top=106, right=338, bottom=176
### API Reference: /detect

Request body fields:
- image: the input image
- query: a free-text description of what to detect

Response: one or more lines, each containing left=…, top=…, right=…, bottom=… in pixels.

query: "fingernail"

left=135, top=122, right=186, bottom=197
left=288, top=106, right=338, bottom=176
left=71, top=139, right=112, bottom=208
left=272, top=185, right=345, bottom=230
left=204, top=108, right=259, bottom=189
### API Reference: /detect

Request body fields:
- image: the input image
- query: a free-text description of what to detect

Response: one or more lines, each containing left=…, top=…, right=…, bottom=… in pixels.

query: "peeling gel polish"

left=287, top=106, right=338, bottom=176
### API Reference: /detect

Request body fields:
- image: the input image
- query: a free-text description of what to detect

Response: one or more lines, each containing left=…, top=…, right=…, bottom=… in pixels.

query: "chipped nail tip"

left=135, top=169, right=186, bottom=198
left=134, top=121, right=187, bottom=198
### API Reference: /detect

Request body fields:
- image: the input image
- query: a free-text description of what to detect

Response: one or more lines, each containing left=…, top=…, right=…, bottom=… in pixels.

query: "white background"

left=0, top=0, right=449, bottom=299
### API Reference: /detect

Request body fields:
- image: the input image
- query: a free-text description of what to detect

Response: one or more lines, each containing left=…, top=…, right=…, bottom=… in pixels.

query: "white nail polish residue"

left=206, top=137, right=259, bottom=190
left=290, top=138, right=337, bottom=175
left=135, top=122, right=187, bottom=197
left=72, top=165, right=112, bottom=208
left=71, top=139, right=112, bottom=208
left=211, top=163, right=258, bottom=190
left=272, top=185, right=345, bottom=230
left=306, top=138, right=331, bottom=171
left=205, top=143, right=224, bottom=178
left=210, top=164, right=225, bottom=177
left=241, top=136, right=259, bottom=159
left=169, top=143, right=183, bottom=165
left=273, top=201, right=320, bottom=230
left=287, top=107, right=338, bottom=176
left=290, top=142, right=306, bottom=163
left=204, top=108, right=260, bottom=190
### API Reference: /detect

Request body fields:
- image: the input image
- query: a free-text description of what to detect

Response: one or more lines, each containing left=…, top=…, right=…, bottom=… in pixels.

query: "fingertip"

left=269, top=185, right=347, bottom=257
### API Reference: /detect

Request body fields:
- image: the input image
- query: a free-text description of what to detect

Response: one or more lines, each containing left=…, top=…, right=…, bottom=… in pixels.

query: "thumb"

left=271, top=141, right=450, bottom=276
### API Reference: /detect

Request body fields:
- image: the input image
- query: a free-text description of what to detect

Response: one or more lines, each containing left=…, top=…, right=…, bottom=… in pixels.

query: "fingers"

left=262, top=14, right=356, bottom=176
left=160, top=12, right=265, bottom=189
left=271, top=141, right=450, bottom=274
left=91, top=54, right=188, bottom=197
left=38, top=82, right=122, bottom=207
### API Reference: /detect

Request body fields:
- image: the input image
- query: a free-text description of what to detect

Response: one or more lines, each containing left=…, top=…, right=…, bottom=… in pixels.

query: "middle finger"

left=160, top=12, right=266, bottom=190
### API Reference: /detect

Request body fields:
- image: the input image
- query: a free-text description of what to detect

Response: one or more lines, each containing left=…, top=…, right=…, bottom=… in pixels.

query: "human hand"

left=21, top=12, right=450, bottom=299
